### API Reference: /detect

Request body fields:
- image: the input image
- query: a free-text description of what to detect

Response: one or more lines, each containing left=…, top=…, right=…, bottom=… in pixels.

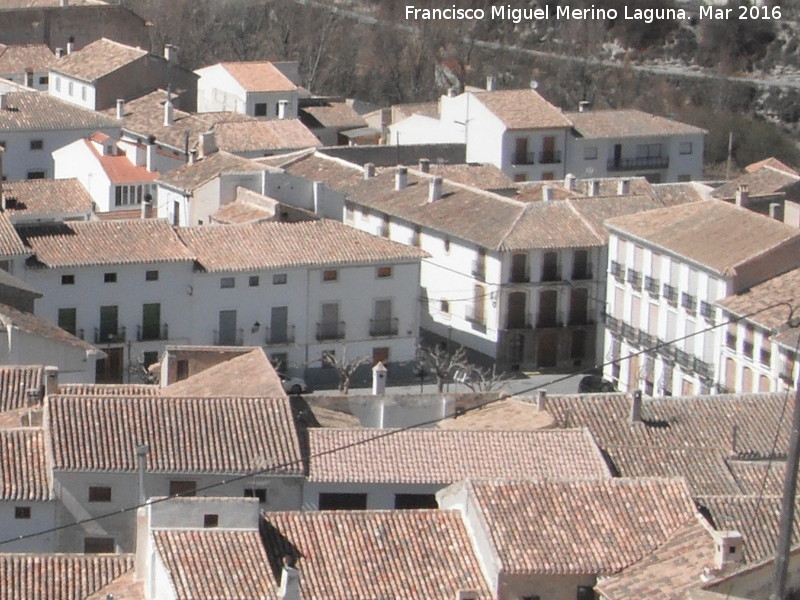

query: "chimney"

left=146, top=138, right=156, bottom=173
left=536, top=390, right=547, bottom=411
left=134, top=506, right=150, bottom=582
left=279, top=559, right=301, bottom=600
left=713, top=531, right=744, bottom=570
left=363, top=162, right=375, bottom=180
left=372, top=361, right=387, bottom=396
left=564, top=173, right=576, bottom=191
left=769, top=202, right=782, bottom=221
left=66, top=36, right=75, bottom=55
left=428, top=176, right=443, bottom=203
left=55, top=47, right=64, bottom=59
left=312, top=181, right=323, bottom=215
left=578, top=100, right=590, bottom=113
left=0, top=94, right=7, bottom=110
left=163, top=96, right=174, bottom=127
left=136, top=444, right=149, bottom=504
left=60, top=0, right=68, bottom=6
left=199, top=131, right=217, bottom=158
left=277, top=100, right=289, bottom=120
left=261, top=169, right=269, bottom=195
left=395, top=166, right=408, bottom=191
left=617, top=179, right=630, bottom=195
left=629, top=390, right=642, bottom=423
left=188, top=149, right=198, bottom=165
left=735, top=184, right=749, bottom=207
left=542, top=185, right=553, bottom=202
left=447, top=86, right=458, bottom=98
left=25, top=69, right=33, bottom=88
left=455, top=591, right=478, bottom=600
left=486, top=75, right=495, bottom=91
left=588, top=179, right=600, bottom=196
left=116, top=98, right=125, bottom=119
left=418, top=158, right=430, bottom=173
left=163, top=44, right=177, bottom=63
left=730, top=424, right=738, bottom=456
left=44, top=366, right=58, bottom=398
left=141, top=197, right=151, bottom=219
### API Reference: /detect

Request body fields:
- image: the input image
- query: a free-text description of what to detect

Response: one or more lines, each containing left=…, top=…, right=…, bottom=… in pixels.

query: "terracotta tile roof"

left=214, top=61, right=297, bottom=93
left=153, top=529, right=276, bottom=600
left=178, top=219, right=427, bottom=272
left=725, top=459, right=785, bottom=496
left=650, top=182, right=712, bottom=206
left=437, top=397, right=555, bottom=430
left=0, top=91, right=119, bottom=132
left=565, top=109, right=707, bottom=138
left=0, top=211, right=27, bottom=257
left=280, top=152, right=364, bottom=188
left=392, top=101, right=439, bottom=121
left=429, top=163, right=514, bottom=191
left=472, top=89, right=572, bottom=130
left=84, top=139, right=157, bottom=184
left=0, top=267, right=40, bottom=297
left=500, top=201, right=604, bottom=250
left=467, top=478, right=697, bottom=575
left=711, top=165, right=800, bottom=200
left=606, top=200, right=800, bottom=275
left=0, top=365, right=43, bottom=413
left=0, top=554, right=135, bottom=600
left=0, top=44, right=55, bottom=74
left=47, top=395, right=303, bottom=474
left=696, top=495, right=800, bottom=563
left=1, top=178, right=93, bottom=216
left=210, top=200, right=274, bottom=224
left=157, top=150, right=265, bottom=191
left=565, top=195, right=664, bottom=243
left=93, top=209, right=148, bottom=221
left=301, top=102, right=367, bottom=129
left=0, top=0, right=107, bottom=7
left=20, top=219, right=195, bottom=268
left=160, top=348, right=286, bottom=398
left=58, top=383, right=158, bottom=396
left=511, top=181, right=574, bottom=203
left=716, top=266, right=800, bottom=332
left=213, top=119, right=320, bottom=154
left=595, top=519, right=715, bottom=600
left=308, top=428, right=610, bottom=483
left=0, top=428, right=51, bottom=500
left=51, top=38, right=146, bottom=82
left=262, top=510, right=492, bottom=600
left=0, top=302, right=97, bottom=352
left=746, top=157, right=798, bottom=175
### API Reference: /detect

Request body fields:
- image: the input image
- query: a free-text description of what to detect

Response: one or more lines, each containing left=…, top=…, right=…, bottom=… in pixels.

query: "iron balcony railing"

left=214, top=328, right=243, bottom=346
left=265, top=325, right=295, bottom=345
left=137, top=323, right=168, bottom=342
left=471, top=259, right=486, bottom=281
left=607, top=156, right=669, bottom=171
left=316, top=321, right=345, bottom=341
left=94, top=326, right=126, bottom=344
left=369, top=318, right=399, bottom=337
left=539, top=150, right=562, bottom=164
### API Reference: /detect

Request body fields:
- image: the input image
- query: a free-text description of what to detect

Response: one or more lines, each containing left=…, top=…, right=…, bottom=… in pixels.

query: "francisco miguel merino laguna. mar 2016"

left=405, top=4, right=783, bottom=22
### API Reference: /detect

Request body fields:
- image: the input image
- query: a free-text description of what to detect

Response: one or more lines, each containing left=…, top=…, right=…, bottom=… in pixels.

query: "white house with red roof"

left=195, top=61, right=299, bottom=120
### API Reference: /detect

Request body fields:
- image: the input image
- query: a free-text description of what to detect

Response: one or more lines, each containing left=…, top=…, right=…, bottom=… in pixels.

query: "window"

left=394, top=494, right=437, bottom=509
left=15, top=506, right=31, bottom=519
left=29, top=139, right=43, bottom=150
left=176, top=359, right=189, bottom=381
left=583, top=146, right=598, bottom=160
left=273, top=273, right=287, bottom=285
left=54, top=76, right=60, bottom=91
left=141, top=303, right=161, bottom=340
left=444, top=238, right=451, bottom=253
left=27, top=170, right=45, bottom=180
left=576, top=586, right=595, bottom=600
left=376, top=266, right=392, bottom=278
left=81, top=86, right=87, bottom=101
left=88, top=486, right=112, bottom=502
left=203, top=514, right=219, bottom=528
left=249, top=275, right=260, bottom=287
left=244, top=488, right=267, bottom=503
left=678, top=174, right=691, bottom=182
left=62, top=274, right=75, bottom=285
left=254, top=102, right=267, bottom=116
left=220, top=277, right=235, bottom=288
left=39, top=76, right=48, bottom=85
left=679, top=141, right=693, bottom=155
left=84, top=537, right=114, bottom=553
left=145, top=270, right=159, bottom=281
left=636, top=143, right=663, bottom=158
left=104, top=272, right=117, bottom=283
left=323, top=269, right=338, bottom=282
left=169, top=480, right=197, bottom=497
left=440, top=299, right=450, bottom=314
left=318, top=493, right=368, bottom=510
left=143, top=351, right=158, bottom=369
left=67, top=81, right=73, bottom=96
left=58, top=308, right=77, bottom=335
left=372, top=347, right=389, bottom=364
left=513, top=173, right=527, bottom=182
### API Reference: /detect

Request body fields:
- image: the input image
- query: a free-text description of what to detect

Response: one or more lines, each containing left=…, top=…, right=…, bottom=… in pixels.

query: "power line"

left=1, top=299, right=796, bottom=548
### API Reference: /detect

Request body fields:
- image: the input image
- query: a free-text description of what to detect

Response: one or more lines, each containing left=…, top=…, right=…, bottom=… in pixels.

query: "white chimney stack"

left=141, top=198, right=151, bottom=219
left=536, top=390, right=547, bottom=411
left=146, top=139, right=156, bottom=173
left=0, top=94, right=7, bottom=111
left=735, top=184, right=749, bottom=207
left=542, top=185, right=553, bottom=202
left=44, top=366, right=58, bottom=398
left=428, top=176, right=443, bottom=203
left=395, top=166, right=408, bottom=191
left=164, top=96, right=174, bottom=127
left=372, top=361, right=387, bottom=395
left=199, top=131, right=217, bottom=158
left=486, top=75, right=495, bottom=91
left=418, top=158, right=430, bottom=173
left=363, top=163, right=375, bottom=180
left=188, top=149, right=198, bottom=165
left=164, top=44, right=177, bottom=63
left=713, top=531, right=744, bottom=570
left=564, top=173, right=576, bottom=191
left=588, top=179, right=600, bottom=197
left=617, top=179, right=630, bottom=195
left=578, top=100, right=590, bottom=113
left=770, top=202, right=782, bottom=220
left=629, top=390, right=642, bottom=423
left=116, top=98, right=125, bottom=119
left=55, top=47, right=64, bottom=59
left=279, top=560, right=301, bottom=600
left=66, top=37, right=75, bottom=55
left=60, top=0, right=68, bottom=7
left=312, top=181, right=323, bottom=215
left=277, top=100, right=289, bottom=120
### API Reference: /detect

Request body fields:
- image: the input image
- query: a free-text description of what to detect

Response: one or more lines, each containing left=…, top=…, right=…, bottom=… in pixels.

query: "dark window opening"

left=169, top=480, right=197, bottom=497
left=394, top=494, right=437, bottom=509
left=244, top=488, right=267, bottom=503
left=318, top=492, right=367, bottom=510
left=15, top=506, right=31, bottom=519
left=84, top=537, right=115, bottom=553
left=88, top=486, right=112, bottom=502
left=203, top=514, right=219, bottom=528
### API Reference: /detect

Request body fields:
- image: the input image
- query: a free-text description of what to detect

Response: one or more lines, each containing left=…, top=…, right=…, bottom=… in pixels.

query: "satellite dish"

left=529, top=79, right=538, bottom=89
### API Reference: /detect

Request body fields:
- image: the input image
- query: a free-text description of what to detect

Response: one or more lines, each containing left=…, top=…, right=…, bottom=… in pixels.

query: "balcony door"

left=218, top=310, right=237, bottom=345
left=506, top=292, right=527, bottom=329
left=99, top=305, right=118, bottom=340
left=142, top=303, right=161, bottom=340
left=270, top=306, right=289, bottom=343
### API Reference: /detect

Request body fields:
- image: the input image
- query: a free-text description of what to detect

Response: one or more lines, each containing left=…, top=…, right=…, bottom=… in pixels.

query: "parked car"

left=578, top=375, right=616, bottom=393
left=279, top=373, right=311, bottom=395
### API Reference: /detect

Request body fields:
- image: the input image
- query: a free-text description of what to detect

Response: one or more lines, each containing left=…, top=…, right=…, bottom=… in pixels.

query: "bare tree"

left=459, top=364, right=513, bottom=393
left=321, top=348, right=370, bottom=395
left=415, top=344, right=510, bottom=394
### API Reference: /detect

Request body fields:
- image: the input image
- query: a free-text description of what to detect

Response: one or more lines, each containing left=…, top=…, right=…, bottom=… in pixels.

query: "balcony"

left=700, top=301, right=715, bottom=322
left=726, top=333, right=737, bottom=350
left=540, top=268, right=561, bottom=283
left=568, top=313, right=592, bottom=327
left=572, top=263, right=593, bottom=281
left=626, top=269, right=642, bottom=290
left=760, top=348, right=772, bottom=366
left=676, top=350, right=692, bottom=369
left=621, top=323, right=636, bottom=343
left=638, top=331, right=656, bottom=349
left=694, top=358, right=714, bottom=380
left=214, top=328, right=243, bottom=346
left=265, top=325, right=295, bottom=345
left=605, top=315, right=621, bottom=334
left=681, top=293, right=697, bottom=314
left=471, top=259, right=486, bottom=281
left=662, top=284, right=678, bottom=307
left=644, top=276, right=660, bottom=296
left=607, top=156, right=669, bottom=172
left=657, top=341, right=676, bottom=362
left=137, top=323, right=169, bottom=342
left=509, top=271, right=530, bottom=284
left=316, top=321, right=345, bottom=341
left=94, top=326, right=126, bottom=344
left=506, top=314, right=532, bottom=330
left=610, top=261, right=624, bottom=282
left=743, top=341, right=754, bottom=358
left=369, top=318, right=399, bottom=337
left=536, top=311, right=562, bottom=329
left=512, top=152, right=535, bottom=166
left=539, top=150, right=562, bottom=164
